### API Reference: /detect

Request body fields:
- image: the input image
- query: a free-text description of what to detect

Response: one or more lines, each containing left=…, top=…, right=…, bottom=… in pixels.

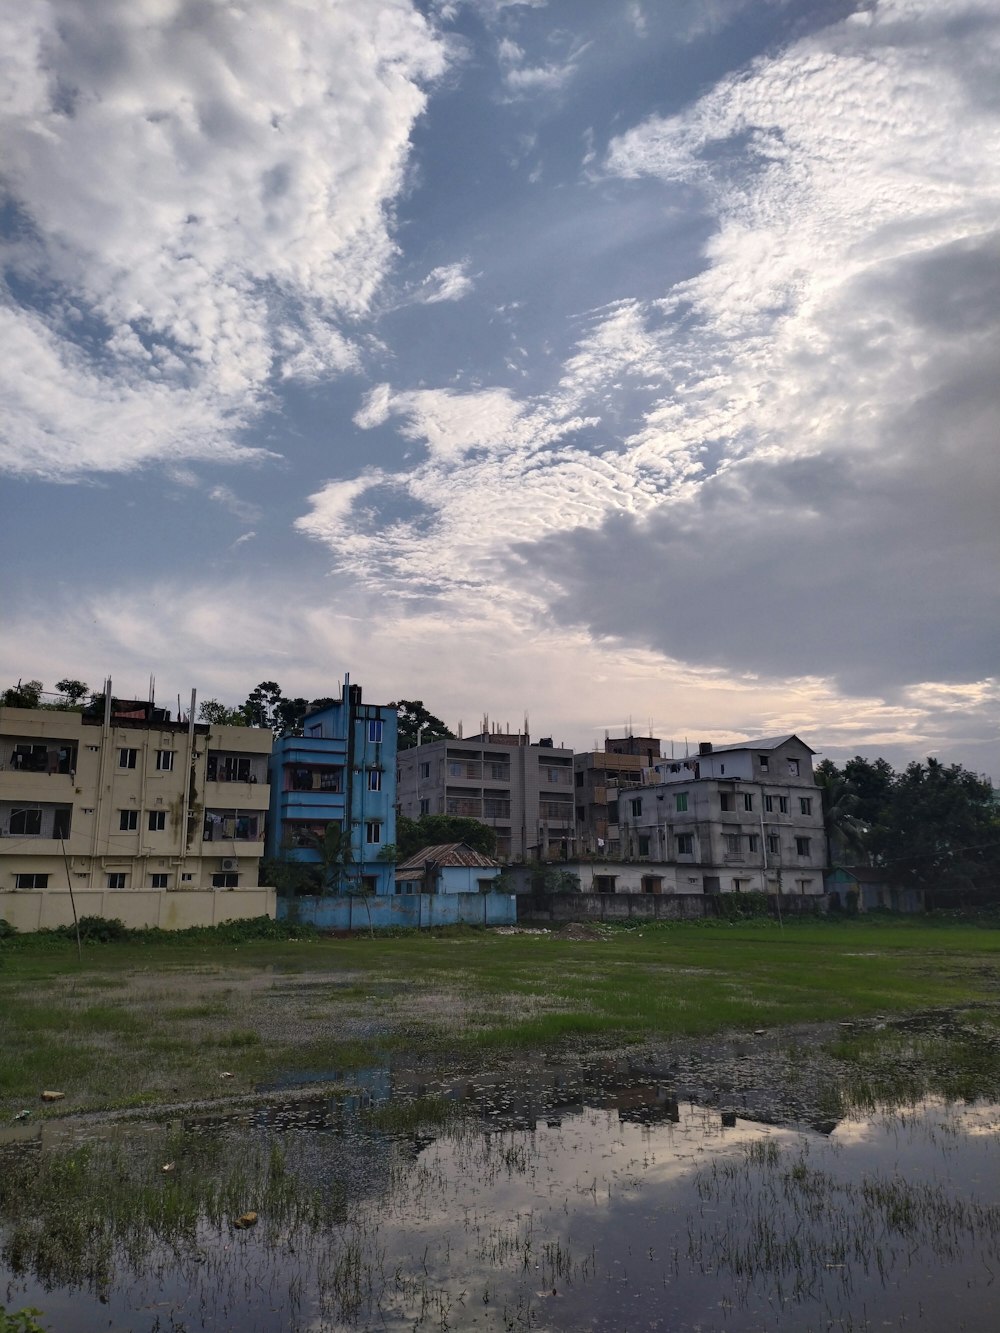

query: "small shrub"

left=0, top=1308, right=47, bottom=1333
left=713, top=891, right=770, bottom=921
left=65, top=916, right=130, bottom=943
left=0, top=918, right=17, bottom=940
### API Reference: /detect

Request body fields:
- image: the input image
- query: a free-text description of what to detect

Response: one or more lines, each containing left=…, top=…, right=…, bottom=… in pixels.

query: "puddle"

left=2, top=1055, right=999, bottom=1331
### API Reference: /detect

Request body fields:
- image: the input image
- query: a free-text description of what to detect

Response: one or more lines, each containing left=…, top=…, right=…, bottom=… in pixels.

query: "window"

left=119, top=809, right=138, bottom=831
left=419, top=762, right=430, bottom=779
left=594, top=875, right=617, bottom=894
left=796, top=837, right=811, bottom=857
left=677, top=833, right=694, bottom=855
left=641, top=875, right=663, bottom=895
left=607, top=799, right=619, bottom=823
left=307, top=724, right=323, bottom=738
left=575, top=771, right=584, bottom=787
left=765, top=794, right=774, bottom=813
left=720, top=764, right=726, bottom=775
left=181, top=872, right=194, bottom=882
left=367, top=769, right=382, bottom=792
left=365, top=821, right=382, bottom=845
left=796, top=879, right=813, bottom=894
left=720, top=793, right=735, bottom=812
left=799, top=797, right=813, bottom=815
left=725, top=834, right=742, bottom=854
left=675, top=792, right=688, bottom=812
left=419, top=798, right=430, bottom=815
left=212, top=872, right=238, bottom=888
left=155, top=750, right=174, bottom=772
left=788, top=758, right=800, bottom=776
left=630, top=797, right=642, bottom=817
left=367, top=719, right=383, bottom=743
left=107, top=873, right=127, bottom=889
left=118, top=748, right=137, bottom=769
left=576, top=805, right=585, bottom=822
left=9, top=808, right=42, bottom=836
left=150, top=873, right=168, bottom=888
left=732, top=878, right=748, bottom=892
left=767, top=835, right=780, bottom=854
left=743, top=793, right=754, bottom=811
left=758, top=755, right=770, bottom=771
left=747, top=834, right=760, bottom=853
left=15, top=873, right=48, bottom=889
left=148, top=810, right=166, bottom=832
left=637, top=835, right=650, bottom=857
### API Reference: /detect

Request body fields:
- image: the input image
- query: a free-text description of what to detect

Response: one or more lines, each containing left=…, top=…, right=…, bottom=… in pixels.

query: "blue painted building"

left=265, top=678, right=397, bottom=895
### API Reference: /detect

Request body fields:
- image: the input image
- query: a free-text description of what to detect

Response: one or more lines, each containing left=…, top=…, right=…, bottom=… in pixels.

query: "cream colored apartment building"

left=0, top=701, right=271, bottom=896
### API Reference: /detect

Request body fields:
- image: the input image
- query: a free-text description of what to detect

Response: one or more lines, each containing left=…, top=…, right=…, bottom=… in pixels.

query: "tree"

left=1, top=680, right=43, bottom=708
left=240, top=683, right=338, bottom=736
left=260, top=858, right=321, bottom=897
left=198, top=699, right=248, bottom=726
left=874, top=759, right=1000, bottom=904
left=396, top=814, right=497, bottom=860
left=242, top=681, right=286, bottom=730
left=390, top=700, right=453, bottom=751
left=814, top=759, right=868, bottom=867
left=55, top=679, right=89, bottom=706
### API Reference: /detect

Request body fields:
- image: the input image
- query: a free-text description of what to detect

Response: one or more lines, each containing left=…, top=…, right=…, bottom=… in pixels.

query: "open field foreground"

left=3, top=918, right=1000, bottom=1119
left=4, top=918, right=1000, bottom=1332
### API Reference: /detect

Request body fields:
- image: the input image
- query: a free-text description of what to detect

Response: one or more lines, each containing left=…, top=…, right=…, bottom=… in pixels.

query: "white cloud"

left=417, top=262, right=476, bottom=303
left=295, top=0, right=1000, bottom=748
left=4, top=574, right=995, bottom=774
left=0, top=0, right=448, bottom=478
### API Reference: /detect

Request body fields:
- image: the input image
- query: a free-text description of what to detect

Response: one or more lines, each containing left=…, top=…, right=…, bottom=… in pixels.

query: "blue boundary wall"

left=277, top=892, right=517, bottom=931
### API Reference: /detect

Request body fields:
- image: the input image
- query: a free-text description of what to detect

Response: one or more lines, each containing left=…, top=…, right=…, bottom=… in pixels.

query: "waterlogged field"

left=2, top=918, right=1000, bottom=1331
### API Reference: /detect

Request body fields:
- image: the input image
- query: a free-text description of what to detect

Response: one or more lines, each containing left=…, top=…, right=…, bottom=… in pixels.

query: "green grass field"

left=2, top=917, right=1000, bottom=1118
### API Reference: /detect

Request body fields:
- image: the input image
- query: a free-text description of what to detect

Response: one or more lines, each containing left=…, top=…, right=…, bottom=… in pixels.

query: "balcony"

left=446, top=797, right=482, bottom=817
left=0, top=801, right=73, bottom=841
left=202, top=809, right=264, bottom=844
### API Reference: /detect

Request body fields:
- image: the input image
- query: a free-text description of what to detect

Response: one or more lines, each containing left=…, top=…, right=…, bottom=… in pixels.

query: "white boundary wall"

left=0, top=889, right=275, bottom=932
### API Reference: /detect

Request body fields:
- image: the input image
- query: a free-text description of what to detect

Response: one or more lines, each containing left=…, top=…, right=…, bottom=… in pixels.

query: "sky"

left=2, top=0, right=998, bottom=777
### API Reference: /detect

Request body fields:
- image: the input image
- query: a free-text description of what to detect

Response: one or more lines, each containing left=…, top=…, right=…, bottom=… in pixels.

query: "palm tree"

left=815, top=761, right=869, bottom=869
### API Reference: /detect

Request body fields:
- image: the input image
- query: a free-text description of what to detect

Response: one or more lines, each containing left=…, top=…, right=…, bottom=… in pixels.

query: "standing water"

left=2, top=1049, right=999, bottom=1331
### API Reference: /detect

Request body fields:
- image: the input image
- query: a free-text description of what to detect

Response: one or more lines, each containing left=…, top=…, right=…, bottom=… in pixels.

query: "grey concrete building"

left=396, top=730, right=574, bottom=862
left=618, top=734, right=826, bottom=895
left=573, top=734, right=662, bottom=856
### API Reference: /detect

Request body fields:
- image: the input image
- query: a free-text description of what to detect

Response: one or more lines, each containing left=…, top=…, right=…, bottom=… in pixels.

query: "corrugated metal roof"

left=396, top=842, right=501, bottom=871
left=681, top=734, right=815, bottom=757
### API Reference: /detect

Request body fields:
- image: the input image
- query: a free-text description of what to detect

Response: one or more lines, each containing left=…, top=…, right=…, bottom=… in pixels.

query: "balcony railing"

left=446, top=798, right=482, bottom=817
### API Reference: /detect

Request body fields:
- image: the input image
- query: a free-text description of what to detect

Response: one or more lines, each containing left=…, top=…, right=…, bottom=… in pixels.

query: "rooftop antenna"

left=148, top=674, right=155, bottom=706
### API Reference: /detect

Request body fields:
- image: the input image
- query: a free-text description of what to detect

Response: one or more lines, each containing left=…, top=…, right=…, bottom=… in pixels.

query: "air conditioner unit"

left=221, top=858, right=239, bottom=872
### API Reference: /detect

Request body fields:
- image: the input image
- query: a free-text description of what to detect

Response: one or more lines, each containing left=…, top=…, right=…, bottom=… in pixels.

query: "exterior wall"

left=519, top=892, right=826, bottom=925
left=573, top=747, right=658, bottom=856
left=504, top=861, right=702, bottom=896
left=266, top=680, right=397, bottom=893
left=618, top=738, right=826, bottom=895
left=396, top=733, right=573, bottom=862
left=277, top=892, right=517, bottom=931
left=0, top=888, right=275, bottom=932
left=0, top=705, right=271, bottom=896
